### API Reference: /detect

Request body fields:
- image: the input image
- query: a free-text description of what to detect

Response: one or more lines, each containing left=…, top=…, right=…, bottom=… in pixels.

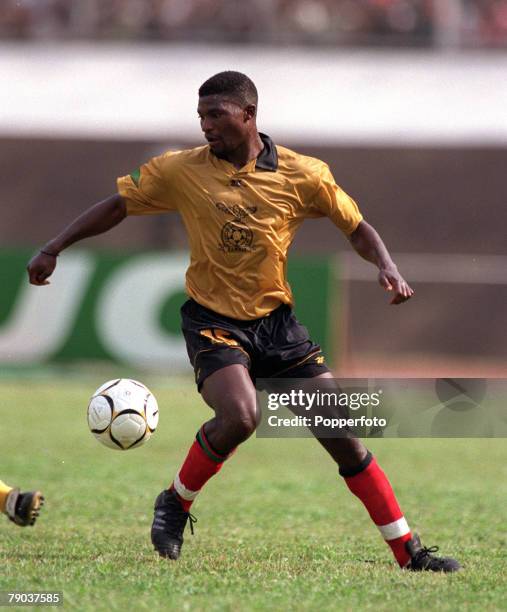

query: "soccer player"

left=0, top=480, right=44, bottom=526
left=27, top=71, right=459, bottom=571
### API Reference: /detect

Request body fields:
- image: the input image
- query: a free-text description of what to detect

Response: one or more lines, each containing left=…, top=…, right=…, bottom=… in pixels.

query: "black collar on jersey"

left=210, top=132, right=278, bottom=172
left=255, top=133, right=278, bottom=171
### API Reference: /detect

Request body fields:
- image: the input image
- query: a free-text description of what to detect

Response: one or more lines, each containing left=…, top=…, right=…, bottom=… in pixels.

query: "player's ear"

left=243, top=104, right=256, bottom=122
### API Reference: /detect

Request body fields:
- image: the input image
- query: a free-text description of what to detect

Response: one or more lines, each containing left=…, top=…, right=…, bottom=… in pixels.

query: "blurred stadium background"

left=1, top=0, right=507, bottom=378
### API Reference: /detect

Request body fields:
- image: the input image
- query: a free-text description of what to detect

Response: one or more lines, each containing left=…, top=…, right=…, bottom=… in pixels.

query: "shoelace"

left=413, top=545, right=439, bottom=565
left=158, top=501, right=197, bottom=538
left=188, top=513, right=197, bottom=535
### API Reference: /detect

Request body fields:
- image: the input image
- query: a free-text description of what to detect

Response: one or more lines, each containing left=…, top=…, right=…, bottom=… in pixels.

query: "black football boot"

left=405, top=534, right=461, bottom=572
left=151, top=489, right=197, bottom=560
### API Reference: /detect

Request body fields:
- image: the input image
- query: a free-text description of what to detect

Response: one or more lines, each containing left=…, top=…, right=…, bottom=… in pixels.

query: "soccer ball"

left=87, top=379, right=159, bottom=450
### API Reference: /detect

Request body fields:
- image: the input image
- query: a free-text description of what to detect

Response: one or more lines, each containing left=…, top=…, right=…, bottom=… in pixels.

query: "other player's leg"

left=0, top=480, right=44, bottom=527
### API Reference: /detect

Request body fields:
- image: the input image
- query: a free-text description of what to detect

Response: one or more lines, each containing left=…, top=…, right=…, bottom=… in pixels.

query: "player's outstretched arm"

left=348, top=220, right=414, bottom=305
left=27, top=193, right=127, bottom=286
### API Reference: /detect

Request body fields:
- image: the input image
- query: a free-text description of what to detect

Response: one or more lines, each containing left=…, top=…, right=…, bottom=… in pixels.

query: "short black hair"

left=198, top=71, right=258, bottom=108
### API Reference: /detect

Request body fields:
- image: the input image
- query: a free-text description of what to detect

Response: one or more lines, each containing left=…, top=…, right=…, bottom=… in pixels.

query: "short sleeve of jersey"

left=309, top=162, right=363, bottom=235
left=117, top=151, right=179, bottom=216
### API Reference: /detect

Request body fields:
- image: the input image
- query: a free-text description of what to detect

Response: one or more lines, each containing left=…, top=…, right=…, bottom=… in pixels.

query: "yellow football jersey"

left=117, top=134, right=362, bottom=320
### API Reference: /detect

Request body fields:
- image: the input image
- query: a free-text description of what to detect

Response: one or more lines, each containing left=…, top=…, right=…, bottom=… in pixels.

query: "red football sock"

left=341, top=452, right=412, bottom=567
left=170, top=425, right=232, bottom=512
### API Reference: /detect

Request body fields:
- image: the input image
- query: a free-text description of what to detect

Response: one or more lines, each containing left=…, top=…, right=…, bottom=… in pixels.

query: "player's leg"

left=309, top=371, right=459, bottom=571
left=152, top=299, right=257, bottom=559
left=151, top=364, right=257, bottom=559
left=170, top=363, right=256, bottom=510
left=200, top=363, right=258, bottom=452
left=0, top=479, right=44, bottom=527
left=170, top=299, right=256, bottom=505
left=306, top=373, right=414, bottom=567
left=263, top=302, right=460, bottom=572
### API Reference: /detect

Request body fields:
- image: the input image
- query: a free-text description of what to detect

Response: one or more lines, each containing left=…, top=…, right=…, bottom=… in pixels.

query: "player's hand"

left=26, top=251, right=58, bottom=286
left=378, top=266, right=414, bottom=305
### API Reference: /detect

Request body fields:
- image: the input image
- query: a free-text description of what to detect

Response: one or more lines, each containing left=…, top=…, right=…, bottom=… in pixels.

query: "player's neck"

left=223, top=133, right=264, bottom=170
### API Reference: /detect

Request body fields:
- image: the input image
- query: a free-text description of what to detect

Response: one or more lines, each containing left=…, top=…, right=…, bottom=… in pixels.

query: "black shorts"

left=181, top=298, right=330, bottom=390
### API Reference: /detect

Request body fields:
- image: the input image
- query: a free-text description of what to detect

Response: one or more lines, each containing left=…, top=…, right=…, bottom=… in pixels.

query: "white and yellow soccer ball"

left=87, top=379, right=159, bottom=450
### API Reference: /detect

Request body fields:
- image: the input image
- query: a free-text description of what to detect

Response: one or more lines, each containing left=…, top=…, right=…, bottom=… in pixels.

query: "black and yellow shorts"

left=181, top=299, right=330, bottom=390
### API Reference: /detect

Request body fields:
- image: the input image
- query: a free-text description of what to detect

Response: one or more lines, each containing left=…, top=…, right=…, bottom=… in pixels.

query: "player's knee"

left=235, top=408, right=258, bottom=440
left=221, top=398, right=257, bottom=442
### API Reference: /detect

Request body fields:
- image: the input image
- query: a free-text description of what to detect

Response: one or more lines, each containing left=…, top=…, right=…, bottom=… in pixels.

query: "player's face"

left=198, top=95, right=253, bottom=156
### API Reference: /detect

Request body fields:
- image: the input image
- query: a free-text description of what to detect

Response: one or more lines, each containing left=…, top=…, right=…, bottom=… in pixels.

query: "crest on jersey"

left=215, top=202, right=257, bottom=252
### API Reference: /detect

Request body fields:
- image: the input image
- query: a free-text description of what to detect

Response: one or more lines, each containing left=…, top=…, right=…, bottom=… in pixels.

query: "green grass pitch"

left=0, top=377, right=506, bottom=611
